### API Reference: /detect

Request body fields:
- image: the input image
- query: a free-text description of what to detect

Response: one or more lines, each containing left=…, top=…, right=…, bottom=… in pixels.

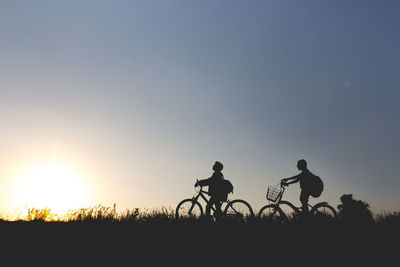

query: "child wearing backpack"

left=195, top=161, right=232, bottom=218
left=281, top=159, right=323, bottom=215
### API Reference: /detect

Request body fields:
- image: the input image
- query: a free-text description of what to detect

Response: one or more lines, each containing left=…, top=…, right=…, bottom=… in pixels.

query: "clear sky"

left=0, top=0, right=399, bottom=217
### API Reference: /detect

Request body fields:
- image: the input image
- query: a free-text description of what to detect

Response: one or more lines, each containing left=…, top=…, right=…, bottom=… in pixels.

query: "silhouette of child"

left=195, top=161, right=225, bottom=218
left=281, top=159, right=314, bottom=215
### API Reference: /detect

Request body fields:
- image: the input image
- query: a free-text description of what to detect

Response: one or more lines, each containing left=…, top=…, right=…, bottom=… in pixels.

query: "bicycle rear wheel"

left=310, top=202, right=337, bottom=218
left=175, top=199, right=203, bottom=219
left=224, top=199, right=254, bottom=219
left=258, top=204, right=287, bottom=223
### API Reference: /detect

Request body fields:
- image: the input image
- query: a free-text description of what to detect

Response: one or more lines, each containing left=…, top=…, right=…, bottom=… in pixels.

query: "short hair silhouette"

left=297, top=159, right=307, bottom=170
left=212, top=161, right=223, bottom=172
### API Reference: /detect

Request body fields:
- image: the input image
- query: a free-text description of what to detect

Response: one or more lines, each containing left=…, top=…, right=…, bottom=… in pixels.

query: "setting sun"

left=12, top=162, right=89, bottom=215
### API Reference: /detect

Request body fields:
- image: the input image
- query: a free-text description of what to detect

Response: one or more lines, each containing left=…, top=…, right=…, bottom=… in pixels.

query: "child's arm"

left=195, top=178, right=211, bottom=187
left=282, top=175, right=300, bottom=185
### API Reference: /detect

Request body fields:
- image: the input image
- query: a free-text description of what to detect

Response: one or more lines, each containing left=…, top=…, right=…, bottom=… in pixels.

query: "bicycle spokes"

left=176, top=199, right=202, bottom=219
left=258, top=205, right=286, bottom=222
left=311, top=204, right=337, bottom=218
left=225, top=200, right=253, bottom=219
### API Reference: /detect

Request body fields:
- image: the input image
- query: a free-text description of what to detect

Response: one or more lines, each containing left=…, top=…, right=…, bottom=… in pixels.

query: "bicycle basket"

left=266, top=185, right=282, bottom=203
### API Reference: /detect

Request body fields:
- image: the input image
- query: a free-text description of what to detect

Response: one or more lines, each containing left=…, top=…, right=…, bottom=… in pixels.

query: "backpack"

left=310, top=174, right=324, bottom=198
left=216, top=179, right=234, bottom=201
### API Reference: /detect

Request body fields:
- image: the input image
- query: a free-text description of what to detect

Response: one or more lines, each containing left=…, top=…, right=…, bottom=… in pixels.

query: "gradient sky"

left=0, top=0, right=399, bottom=216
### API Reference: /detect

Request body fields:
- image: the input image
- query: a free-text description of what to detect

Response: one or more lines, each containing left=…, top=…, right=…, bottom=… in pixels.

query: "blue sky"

left=0, top=0, right=399, bottom=215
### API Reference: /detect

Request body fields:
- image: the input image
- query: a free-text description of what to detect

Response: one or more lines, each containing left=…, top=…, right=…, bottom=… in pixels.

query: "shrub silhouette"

left=337, top=194, right=373, bottom=224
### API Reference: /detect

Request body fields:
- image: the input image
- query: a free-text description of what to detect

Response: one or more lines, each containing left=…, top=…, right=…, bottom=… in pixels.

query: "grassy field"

left=1, top=205, right=398, bottom=264
left=2, top=203, right=398, bottom=225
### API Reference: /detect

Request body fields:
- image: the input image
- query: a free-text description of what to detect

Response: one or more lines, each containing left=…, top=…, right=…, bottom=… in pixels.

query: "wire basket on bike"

left=266, top=185, right=282, bottom=203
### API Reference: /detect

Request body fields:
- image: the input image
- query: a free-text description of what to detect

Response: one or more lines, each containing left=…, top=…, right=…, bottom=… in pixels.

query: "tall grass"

left=4, top=204, right=398, bottom=227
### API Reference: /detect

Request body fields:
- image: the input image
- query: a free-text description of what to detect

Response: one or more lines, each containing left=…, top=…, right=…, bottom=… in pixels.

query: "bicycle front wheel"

left=258, top=204, right=287, bottom=223
left=224, top=199, right=254, bottom=219
left=278, top=200, right=299, bottom=219
left=175, top=199, right=203, bottom=219
left=310, top=203, right=337, bottom=218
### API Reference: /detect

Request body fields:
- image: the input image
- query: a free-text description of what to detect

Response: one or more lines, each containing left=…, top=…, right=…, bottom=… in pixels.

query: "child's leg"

left=300, top=190, right=310, bottom=214
left=206, top=197, right=215, bottom=217
left=214, top=201, right=222, bottom=218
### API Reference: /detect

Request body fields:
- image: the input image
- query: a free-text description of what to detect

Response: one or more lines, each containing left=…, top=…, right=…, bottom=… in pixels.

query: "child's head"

left=297, top=159, right=307, bottom=170
left=212, top=161, right=224, bottom=172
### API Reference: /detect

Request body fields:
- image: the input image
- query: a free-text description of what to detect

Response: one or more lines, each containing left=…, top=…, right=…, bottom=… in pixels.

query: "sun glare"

left=12, top=162, right=88, bottom=215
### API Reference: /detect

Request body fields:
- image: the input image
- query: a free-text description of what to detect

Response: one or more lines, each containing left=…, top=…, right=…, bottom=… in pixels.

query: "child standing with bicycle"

left=195, top=161, right=230, bottom=218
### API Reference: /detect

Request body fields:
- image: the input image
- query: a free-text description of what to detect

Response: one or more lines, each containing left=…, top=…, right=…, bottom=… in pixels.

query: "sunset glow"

left=12, top=162, right=88, bottom=215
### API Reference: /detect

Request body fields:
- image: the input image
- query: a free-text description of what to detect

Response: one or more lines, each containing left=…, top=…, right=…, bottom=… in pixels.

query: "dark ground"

left=1, top=219, right=398, bottom=265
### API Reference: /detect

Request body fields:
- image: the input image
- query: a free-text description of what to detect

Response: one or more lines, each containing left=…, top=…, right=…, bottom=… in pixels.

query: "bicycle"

left=176, top=180, right=254, bottom=220
left=258, top=180, right=337, bottom=222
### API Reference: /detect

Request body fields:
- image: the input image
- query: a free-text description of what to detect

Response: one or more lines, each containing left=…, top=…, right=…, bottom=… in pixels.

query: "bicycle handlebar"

left=194, top=179, right=206, bottom=190
left=194, top=179, right=210, bottom=195
left=195, top=179, right=202, bottom=187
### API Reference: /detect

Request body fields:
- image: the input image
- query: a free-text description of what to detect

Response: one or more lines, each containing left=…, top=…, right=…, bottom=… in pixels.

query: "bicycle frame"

left=274, top=183, right=331, bottom=214
left=176, top=183, right=254, bottom=219
left=192, top=185, right=226, bottom=213
left=259, top=181, right=337, bottom=219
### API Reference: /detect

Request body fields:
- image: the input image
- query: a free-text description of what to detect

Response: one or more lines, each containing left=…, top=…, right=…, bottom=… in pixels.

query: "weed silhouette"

left=337, top=194, right=373, bottom=224
left=26, top=207, right=52, bottom=221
